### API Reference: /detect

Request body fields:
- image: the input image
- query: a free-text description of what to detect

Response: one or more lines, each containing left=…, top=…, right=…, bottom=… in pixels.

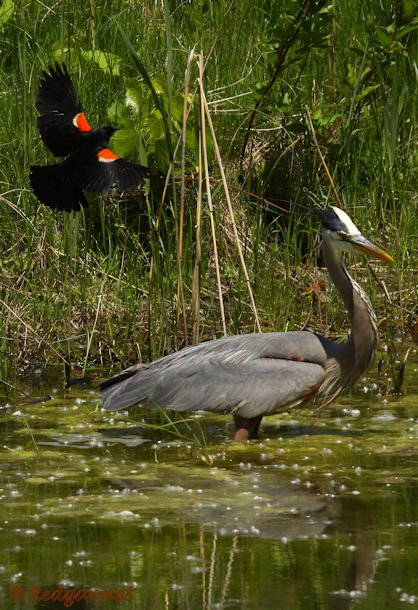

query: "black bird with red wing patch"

left=30, top=64, right=149, bottom=212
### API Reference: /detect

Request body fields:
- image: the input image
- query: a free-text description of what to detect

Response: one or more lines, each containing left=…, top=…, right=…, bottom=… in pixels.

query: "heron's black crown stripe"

left=315, top=208, right=346, bottom=232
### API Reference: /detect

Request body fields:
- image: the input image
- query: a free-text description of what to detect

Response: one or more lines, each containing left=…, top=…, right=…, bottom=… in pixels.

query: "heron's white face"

left=324, top=206, right=394, bottom=263
left=329, top=206, right=362, bottom=255
left=331, top=206, right=361, bottom=236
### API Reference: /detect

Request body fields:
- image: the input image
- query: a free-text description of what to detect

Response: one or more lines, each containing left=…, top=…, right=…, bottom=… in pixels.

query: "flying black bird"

left=30, top=64, right=149, bottom=212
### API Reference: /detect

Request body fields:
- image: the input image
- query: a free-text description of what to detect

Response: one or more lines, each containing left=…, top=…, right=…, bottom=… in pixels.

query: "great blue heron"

left=101, top=207, right=393, bottom=440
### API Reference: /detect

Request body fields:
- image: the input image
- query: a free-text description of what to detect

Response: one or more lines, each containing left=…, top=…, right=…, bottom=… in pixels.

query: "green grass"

left=0, top=0, right=416, bottom=392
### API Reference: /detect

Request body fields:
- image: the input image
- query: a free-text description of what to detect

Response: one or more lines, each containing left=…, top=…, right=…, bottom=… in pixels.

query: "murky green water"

left=0, top=349, right=417, bottom=609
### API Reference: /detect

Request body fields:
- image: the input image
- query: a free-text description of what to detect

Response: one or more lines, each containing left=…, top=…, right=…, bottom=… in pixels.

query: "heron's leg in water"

left=233, top=415, right=263, bottom=441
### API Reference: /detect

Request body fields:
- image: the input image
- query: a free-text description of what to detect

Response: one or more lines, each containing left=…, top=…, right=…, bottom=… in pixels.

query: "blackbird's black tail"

left=29, top=163, right=88, bottom=212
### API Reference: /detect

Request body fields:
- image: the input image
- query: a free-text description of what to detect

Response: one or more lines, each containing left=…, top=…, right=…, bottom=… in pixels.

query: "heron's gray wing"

left=101, top=355, right=325, bottom=419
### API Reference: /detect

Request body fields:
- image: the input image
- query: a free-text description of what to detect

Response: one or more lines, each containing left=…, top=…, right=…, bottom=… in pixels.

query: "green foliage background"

left=0, top=0, right=416, bottom=385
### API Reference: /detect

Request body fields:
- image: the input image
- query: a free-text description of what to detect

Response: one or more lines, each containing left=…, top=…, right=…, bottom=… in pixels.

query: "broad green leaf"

left=109, top=127, right=138, bottom=160
left=356, top=84, right=381, bottom=102
left=395, top=20, right=418, bottom=40
left=375, top=28, right=393, bottom=47
left=107, top=100, right=129, bottom=125
left=80, top=50, right=121, bottom=75
left=145, top=110, right=166, bottom=141
left=51, top=45, right=70, bottom=63
left=401, top=0, right=415, bottom=19
left=151, top=75, right=167, bottom=96
left=0, top=0, right=14, bottom=28
left=171, top=94, right=184, bottom=123
left=125, top=81, right=143, bottom=114
left=153, top=136, right=172, bottom=170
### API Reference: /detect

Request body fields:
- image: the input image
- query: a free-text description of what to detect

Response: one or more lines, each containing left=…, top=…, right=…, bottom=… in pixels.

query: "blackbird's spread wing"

left=36, top=64, right=92, bottom=157
left=29, top=163, right=88, bottom=212
left=74, top=148, right=150, bottom=194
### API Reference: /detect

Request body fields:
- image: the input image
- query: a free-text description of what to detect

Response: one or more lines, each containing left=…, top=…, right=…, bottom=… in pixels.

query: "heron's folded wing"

left=102, top=356, right=325, bottom=418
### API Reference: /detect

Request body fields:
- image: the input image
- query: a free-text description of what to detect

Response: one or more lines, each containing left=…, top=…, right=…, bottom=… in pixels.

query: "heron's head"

left=317, top=207, right=394, bottom=263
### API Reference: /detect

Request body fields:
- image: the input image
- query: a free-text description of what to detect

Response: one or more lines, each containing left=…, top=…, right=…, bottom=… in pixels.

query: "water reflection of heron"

left=101, top=207, right=393, bottom=440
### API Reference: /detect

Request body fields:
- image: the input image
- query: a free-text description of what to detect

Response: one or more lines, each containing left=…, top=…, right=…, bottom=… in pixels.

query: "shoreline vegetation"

left=0, top=0, right=416, bottom=392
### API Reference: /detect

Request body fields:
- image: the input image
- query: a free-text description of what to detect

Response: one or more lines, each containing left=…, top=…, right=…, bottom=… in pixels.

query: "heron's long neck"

left=322, top=236, right=378, bottom=379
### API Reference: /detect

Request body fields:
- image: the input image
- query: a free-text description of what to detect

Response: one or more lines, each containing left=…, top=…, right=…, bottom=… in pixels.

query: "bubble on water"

left=371, top=412, right=397, bottom=423
left=332, top=589, right=365, bottom=598
left=121, top=510, right=137, bottom=518
left=122, top=581, right=139, bottom=588
left=22, top=529, right=37, bottom=536
left=164, top=485, right=184, bottom=492
left=239, top=462, right=252, bottom=470
left=399, top=592, right=418, bottom=604
left=58, top=579, right=75, bottom=587
left=10, top=572, right=23, bottom=584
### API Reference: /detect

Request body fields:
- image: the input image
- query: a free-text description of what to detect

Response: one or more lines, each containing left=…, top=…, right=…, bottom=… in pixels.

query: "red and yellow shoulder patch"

left=97, top=148, right=120, bottom=163
left=73, top=112, right=92, bottom=132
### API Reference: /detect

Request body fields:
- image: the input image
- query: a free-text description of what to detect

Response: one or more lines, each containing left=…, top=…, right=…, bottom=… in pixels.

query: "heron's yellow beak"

left=351, top=235, right=394, bottom=264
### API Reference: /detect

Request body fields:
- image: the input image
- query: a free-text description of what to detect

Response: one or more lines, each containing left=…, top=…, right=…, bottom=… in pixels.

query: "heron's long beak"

left=351, top=235, right=394, bottom=264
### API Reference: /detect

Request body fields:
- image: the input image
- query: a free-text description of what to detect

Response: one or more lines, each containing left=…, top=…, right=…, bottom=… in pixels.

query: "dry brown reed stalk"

left=201, top=88, right=261, bottom=332
left=147, top=59, right=194, bottom=354
left=197, top=55, right=227, bottom=338
left=177, top=47, right=196, bottom=345
left=191, top=54, right=204, bottom=344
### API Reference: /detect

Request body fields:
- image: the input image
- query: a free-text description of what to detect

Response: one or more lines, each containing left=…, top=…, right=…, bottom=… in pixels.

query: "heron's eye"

left=336, top=231, right=349, bottom=240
